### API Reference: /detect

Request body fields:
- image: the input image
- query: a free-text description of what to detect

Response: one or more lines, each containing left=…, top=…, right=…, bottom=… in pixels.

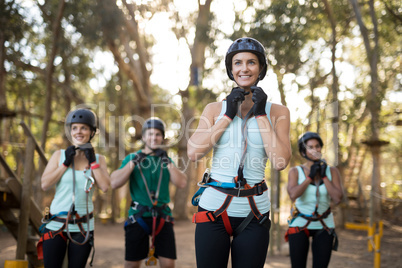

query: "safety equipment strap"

left=135, top=154, right=166, bottom=266
left=66, top=161, right=92, bottom=246
left=137, top=162, right=163, bottom=206
left=192, top=182, right=269, bottom=235
left=192, top=96, right=268, bottom=236
left=37, top=211, right=94, bottom=262
left=285, top=166, right=337, bottom=250
left=235, top=106, right=255, bottom=189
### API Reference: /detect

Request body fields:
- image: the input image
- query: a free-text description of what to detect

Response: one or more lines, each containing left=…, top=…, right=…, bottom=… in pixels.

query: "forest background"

left=0, top=0, right=401, bottom=237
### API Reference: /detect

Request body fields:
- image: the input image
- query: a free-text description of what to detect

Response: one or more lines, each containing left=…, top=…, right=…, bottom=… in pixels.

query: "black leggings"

left=195, top=209, right=271, bottom=268
left=42, top=230, right=93, bottom=268
left=288, top=229, right=334, bottom=268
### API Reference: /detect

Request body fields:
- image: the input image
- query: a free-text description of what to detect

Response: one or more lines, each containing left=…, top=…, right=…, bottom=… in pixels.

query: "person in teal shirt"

left=39, top=108, right=110, bottom=267
left=111, top=117, right=187, bottom=268
left=286, top=132, right=343, bottom=268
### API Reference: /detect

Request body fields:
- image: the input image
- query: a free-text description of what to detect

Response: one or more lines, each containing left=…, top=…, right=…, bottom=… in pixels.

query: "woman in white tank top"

left=188, top=37, right=291, bottom=268
left=286, top=132, right=343, bottom=268
left=39, top=108, right=110, bottom=267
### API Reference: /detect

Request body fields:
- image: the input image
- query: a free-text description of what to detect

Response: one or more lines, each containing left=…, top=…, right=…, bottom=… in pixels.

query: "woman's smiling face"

left=70, top=123, right=92, bottom=145
left=305, top=139, right=323, bottom=161
left=231, top=52, right=261, bottom=88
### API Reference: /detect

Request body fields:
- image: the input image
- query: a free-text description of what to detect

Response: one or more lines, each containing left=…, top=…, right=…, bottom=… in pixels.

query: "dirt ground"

left=1, top=218, right=402, bottom=268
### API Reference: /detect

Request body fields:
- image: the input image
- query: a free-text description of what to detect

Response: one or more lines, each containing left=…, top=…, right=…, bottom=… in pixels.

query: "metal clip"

left=202, top=168, right=211, bottom=183
left=131, top=201, right=139, bottom=210
left=41, top=207, right=51, bottom=223
left=197, top=168, right=211, bottom=187
left=83, top=169, right=95, bottom=193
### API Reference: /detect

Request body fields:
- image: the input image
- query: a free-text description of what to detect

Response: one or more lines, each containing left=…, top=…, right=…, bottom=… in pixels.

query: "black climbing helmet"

left=65, top=109, right=97, bottom=131
left=142, top=117, right=166, bottom=138
left=65, top=108, right=97, bottom=141
left=225, top=37, right=268, bottom=82
left=298, top=132, right=324, bottom=156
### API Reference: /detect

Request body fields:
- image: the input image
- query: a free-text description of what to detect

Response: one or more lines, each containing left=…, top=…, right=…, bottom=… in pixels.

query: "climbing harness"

left=37, top=156, right=96, bottom=265
left=125, top=155, right=171, bottom=266
left=285, top=166, right=338, bottom=250
left=66, top=161, right=93, bottom=246
left=192, top=103, right=270, bottom=236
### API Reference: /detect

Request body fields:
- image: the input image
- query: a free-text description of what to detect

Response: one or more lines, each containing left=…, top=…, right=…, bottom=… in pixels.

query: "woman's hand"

left=251, top=86, right=267, bottom=117
left=63, top=145, right=77, bottom=167
left=224, top=87, right=249, bottom=120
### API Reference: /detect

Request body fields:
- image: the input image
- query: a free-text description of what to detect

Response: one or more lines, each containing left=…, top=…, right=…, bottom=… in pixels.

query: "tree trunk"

left=99, top=0, right=152, bottom=122
left=173, top=0, right=213, bottom=220
left=349, top=0, right=382, bottom=224
left=173, top=98, right=194, bottom=220
left=0, top=20, right=7, bottom=112
left=40, top=0, right=66, bottom=151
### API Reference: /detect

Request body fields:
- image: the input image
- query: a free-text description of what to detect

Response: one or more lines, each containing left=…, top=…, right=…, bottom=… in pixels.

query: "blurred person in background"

left=39, top=108, right=110, bottom=267
left=285, top=132, right=343, bottom=268
left=111, top=117, right=187, bottom=268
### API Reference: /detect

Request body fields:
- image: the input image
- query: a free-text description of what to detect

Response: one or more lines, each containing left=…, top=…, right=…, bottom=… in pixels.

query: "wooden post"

left=16, top=136, right=35, bottom=260
left=19, top=121, right=48, bottom=166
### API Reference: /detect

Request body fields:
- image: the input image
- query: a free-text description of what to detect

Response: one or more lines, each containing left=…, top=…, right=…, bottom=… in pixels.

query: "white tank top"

left=199, top=101, right=273, bottom=217
left=289, top=165, right=335, bottom=229
left=45, top=150, right=98, bottom=232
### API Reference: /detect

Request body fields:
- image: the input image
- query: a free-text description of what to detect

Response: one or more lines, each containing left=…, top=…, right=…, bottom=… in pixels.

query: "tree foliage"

left=0, top=0, right=400, bottom=222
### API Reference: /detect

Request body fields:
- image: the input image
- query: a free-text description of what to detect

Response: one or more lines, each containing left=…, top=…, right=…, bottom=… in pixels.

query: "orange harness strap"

left=37, top=230, right=67, bottom=260
left=192, top=195, right=234, bottom=235
left=192, top=210, right=233, bottom=236
left=284, top=227, right=310, bottom=242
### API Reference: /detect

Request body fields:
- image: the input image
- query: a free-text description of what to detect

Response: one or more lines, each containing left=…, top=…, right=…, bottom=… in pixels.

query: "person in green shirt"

left=111, top=117, right=187, bottom=268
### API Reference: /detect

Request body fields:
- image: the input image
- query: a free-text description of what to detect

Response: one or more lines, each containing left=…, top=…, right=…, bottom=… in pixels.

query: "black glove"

left=80, top=143, right=96, bottom=164
left=251, top=86, right=267, bottom=117
left=153, top=149, right=171, bottom=165
left=224, top=87, right=249, bottom=120
left=132, top=152, right=147, bottom=166
left=319, top=160, right=328, bottom=178
left=308, top=161, right=321, bottom=179
left=63, top=145, right=77, bottom=167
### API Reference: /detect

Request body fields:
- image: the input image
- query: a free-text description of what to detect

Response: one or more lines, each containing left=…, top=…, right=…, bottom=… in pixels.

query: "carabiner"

left=83, top=168, right=95, bottom=193
left=197, top=181, right=209, bottom=188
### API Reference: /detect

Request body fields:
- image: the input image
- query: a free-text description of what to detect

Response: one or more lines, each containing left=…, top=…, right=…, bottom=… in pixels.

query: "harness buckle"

left=131, top=201, right=139, bottom=211
left=206, top=211, right=217, bottom=222
left=128, top=215, right=136, bottom=224
left=256, top=183, right=264, bottom=196
left=259, top=215, right=267, bottom=225
left=151, top=208, right=157, bottom=217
